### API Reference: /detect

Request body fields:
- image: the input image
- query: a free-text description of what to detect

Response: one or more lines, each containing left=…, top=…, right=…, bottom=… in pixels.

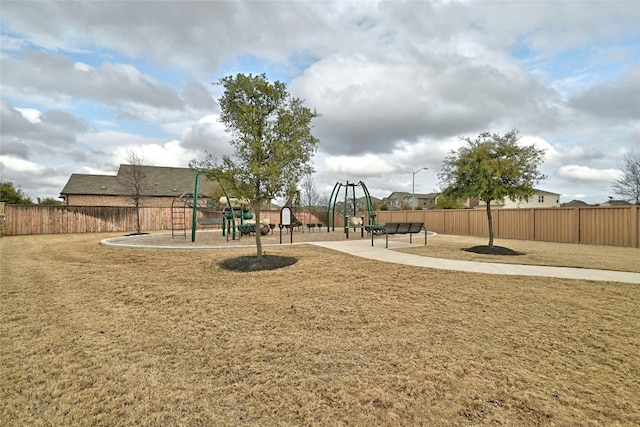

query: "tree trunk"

left=135, top=198, right=141, bottom=234
left=254, top=207, right=263, bottom=258
left=486, top=200, right=494, bottom=247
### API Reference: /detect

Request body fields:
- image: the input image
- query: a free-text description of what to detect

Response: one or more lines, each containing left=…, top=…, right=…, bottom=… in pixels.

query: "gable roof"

left=60, top=165, right=218, bottom=197
left=535, top=189, right=561, bottom=196
left=561, top=199, right=590, bottom=207
left=600, top=199, right=632, bottom=206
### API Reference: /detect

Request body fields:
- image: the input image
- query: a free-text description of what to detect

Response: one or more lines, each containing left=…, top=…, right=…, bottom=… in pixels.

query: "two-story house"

left=475, top=189, right=561, bottom=209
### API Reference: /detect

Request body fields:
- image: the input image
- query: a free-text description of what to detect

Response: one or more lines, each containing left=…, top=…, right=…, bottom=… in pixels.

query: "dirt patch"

left=463, top=245, right=525, bottom=256
left=220, top=255, right=298, bottom=272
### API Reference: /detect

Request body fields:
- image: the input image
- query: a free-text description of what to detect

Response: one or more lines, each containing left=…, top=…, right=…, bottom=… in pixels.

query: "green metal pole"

left=191, top=170, right=203, bottom=242
left=326, top=182, right=340, bottom=232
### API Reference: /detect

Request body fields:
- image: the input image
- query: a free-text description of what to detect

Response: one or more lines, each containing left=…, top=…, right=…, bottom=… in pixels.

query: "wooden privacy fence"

left=374, top=206, right=639, bottom=248
left=3, top=204, right=638, bottom=248
left=1, top=205, right=327, bottom=237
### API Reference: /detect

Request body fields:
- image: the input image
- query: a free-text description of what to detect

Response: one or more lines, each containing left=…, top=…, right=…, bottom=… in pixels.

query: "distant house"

left=600, top=198, right=632, bottom=206
left=382, top=192, right=412, bottom=209
left=382, top=191, right=438, bottom=209
left=334, top=196, right=383, bottom=212
left=561, top=199, right=590, bottom=207
left=475, top=189, right=561, bottom=209
left=60, top=165, right=219, bottom=207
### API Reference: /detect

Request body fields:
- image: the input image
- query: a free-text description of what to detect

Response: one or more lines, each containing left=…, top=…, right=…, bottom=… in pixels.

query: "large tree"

left=194, top=73, right=319, bottom=258
left=439, top=129, right=546, bottom=247
left=0, top=181, right=33, bottom=204
left=611, top=151, right=640, bottom=205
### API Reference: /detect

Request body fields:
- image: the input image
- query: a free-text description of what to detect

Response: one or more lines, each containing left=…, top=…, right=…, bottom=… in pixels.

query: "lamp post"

left=412, top=167, right=428, bottom=210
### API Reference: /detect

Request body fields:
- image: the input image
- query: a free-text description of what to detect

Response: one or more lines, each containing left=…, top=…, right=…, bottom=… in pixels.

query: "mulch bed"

left=463, top=245, right=525, bottom=256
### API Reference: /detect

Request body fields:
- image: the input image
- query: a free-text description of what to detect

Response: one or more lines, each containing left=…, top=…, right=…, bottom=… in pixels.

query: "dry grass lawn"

left=396, top=234, right=640, bottom=273
left=1, top=232, right=639, bottom=426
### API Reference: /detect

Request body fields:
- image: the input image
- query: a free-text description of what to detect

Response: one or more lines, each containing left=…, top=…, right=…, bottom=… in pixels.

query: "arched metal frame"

left=325, top=180, right=376, bottom=232
left=190, top=170, right=252, bottom=242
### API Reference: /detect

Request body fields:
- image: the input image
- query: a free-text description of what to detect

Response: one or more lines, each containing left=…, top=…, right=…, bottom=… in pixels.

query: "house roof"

left=561, top=199, right=590, bottom=207
left=600, top=199, right=632, bottom=206
left=535, top=189, right=561, bottom=196
left=60, top=165, right=218, bottom=197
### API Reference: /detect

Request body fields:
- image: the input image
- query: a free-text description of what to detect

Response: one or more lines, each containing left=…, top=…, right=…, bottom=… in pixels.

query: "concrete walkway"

left=310, top=239, right=640, bottom=284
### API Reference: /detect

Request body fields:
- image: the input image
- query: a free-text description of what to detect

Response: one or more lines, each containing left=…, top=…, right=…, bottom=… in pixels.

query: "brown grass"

left=396, top=234, right=640, bottom=273
left=1, top=232, right=639, bottom=426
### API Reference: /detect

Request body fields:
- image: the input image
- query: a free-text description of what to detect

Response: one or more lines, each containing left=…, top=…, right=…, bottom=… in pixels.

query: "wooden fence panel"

left=579, top=207, right=632, bottom=246
left=443, top=210, right=469, bottom=235
left=468, top=210, right=488, bottom=237
left=495, top=209, right=531, bottom=240
left=424, top=210, right=444, bottom=234
left=533, top=208, right=574, bottom=243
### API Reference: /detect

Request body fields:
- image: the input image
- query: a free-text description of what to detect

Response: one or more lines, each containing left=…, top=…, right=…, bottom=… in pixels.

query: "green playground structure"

left=326, top=180, right=382, bottom=234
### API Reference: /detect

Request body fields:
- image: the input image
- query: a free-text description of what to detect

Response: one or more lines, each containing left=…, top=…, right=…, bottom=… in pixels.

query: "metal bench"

left=382, top=222, right=427, bottom=248
left=197, top=218, right=221, bottom=226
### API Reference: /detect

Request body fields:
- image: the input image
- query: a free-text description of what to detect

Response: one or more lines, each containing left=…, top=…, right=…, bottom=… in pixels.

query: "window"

left=538, top=195, right=544, bottom=203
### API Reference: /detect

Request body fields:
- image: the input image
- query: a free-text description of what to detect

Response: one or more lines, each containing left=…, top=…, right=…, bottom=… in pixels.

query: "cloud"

left=112, top=140, right=194, bottom=169
left=1, top=51, right=184, bottom=109
left=291, top=44, right=555, bottom=156
left=569, top=66, right=640, bottom=119
left=0, top=155, right=46, bottom=174
left=558, top=165, right=622, bottom=182
left=325, top=153, right=395, bottom=176
left=0, top=100, right=88, bottom=159
left=179, top=115, right=233, bottom=157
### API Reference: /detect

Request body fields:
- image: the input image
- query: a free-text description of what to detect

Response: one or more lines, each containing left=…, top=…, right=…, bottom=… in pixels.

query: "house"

left=561, top=199, right=590, bottom=207
left=600, top=198, right=632, bottom=206
left=381, top=192, right=411, bottom=209
left=60, top=165, right=219, bottom=207
left=382, top=191, right=437, bottom=209
left=475, top=189, right=561, bottom=209
left=333, top=196, right=383, bottom=212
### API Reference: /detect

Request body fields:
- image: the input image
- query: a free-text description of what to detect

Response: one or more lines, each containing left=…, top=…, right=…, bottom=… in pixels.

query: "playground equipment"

left=171, top=170, right=257, bottom=242
left=326, top=180, right=380, bottom=234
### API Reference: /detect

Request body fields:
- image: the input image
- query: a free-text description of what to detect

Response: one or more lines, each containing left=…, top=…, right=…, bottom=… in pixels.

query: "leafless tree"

left=612, top=151, right=640, bottom=205
left=300, top=173, right=322, bottom=211
left=117, top=149, right=153, bottom=234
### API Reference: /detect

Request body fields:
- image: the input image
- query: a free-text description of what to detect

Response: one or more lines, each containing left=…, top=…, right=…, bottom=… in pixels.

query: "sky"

left=1, top=0, right=639, bottom=205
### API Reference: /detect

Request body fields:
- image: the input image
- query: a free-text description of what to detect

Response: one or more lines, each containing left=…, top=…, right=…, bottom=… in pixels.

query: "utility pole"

left=412, top=167, right=428, bottom=209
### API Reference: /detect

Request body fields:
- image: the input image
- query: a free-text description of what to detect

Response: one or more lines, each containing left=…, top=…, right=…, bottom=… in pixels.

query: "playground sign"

left=280, top=206, right=293, bottom=244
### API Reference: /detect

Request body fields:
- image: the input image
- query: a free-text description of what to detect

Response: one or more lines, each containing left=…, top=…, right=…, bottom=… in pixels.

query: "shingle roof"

left=561, top=199, right=590, bottom=207
left=60, top=165, right=218, bottom=197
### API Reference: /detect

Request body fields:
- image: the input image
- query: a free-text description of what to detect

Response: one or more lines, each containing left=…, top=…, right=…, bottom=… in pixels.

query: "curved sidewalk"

left=310, top=239, right=640, bottom=284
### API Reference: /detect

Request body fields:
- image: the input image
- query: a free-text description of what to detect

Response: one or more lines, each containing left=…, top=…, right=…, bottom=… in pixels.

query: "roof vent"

left=100, top=186, right=107, bottom=190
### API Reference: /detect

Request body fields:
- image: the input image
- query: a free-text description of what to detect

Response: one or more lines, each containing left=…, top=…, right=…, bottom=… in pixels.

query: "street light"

left=412, top=167, right=428, bottom=210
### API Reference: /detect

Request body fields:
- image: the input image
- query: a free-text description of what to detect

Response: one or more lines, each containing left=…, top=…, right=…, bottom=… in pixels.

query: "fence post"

left=573, top=208, right=580, bottom=244
left=632, top=206, right=639, bottom=248
left=529, top=208, right=535, bottom=241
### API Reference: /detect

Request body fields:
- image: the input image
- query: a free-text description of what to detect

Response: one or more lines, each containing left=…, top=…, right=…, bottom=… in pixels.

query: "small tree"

left=0, top=181, right=33, bottom=204
left=439, top=129, right=546, bottom=247
left=39, top=197, right=62, bottom=205
left=435, top=193, right=464, bottom=209
left=117, top=150, right=152, bottom=234
left=300, top=173, right=321, bottom=212
left=194, top=73, right=319, bottom=258
left=612, top=152, right=640, bottom=205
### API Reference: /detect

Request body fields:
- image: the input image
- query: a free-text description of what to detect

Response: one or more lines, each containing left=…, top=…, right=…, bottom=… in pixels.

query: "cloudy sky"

left=1, top=0, right=638, bottom=205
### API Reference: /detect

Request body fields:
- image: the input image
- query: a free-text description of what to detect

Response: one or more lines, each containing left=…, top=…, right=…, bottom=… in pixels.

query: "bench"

left=382, top=222, right=427, bottom=248
left=197, top=218, right=222, bottom=226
